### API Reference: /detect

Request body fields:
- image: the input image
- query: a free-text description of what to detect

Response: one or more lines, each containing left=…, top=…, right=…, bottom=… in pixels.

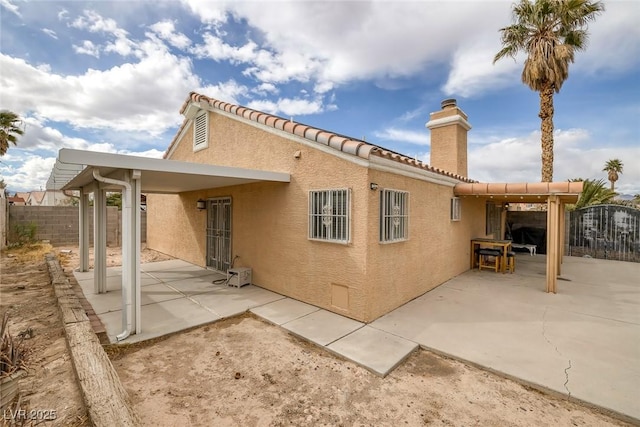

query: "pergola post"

left=546, top=195, right=559, bottom=293
left=93, top=186, right=107, bottom=294
left=558, top=201, right=566, bottom=274
left=79, top=189, right=90, bottom=272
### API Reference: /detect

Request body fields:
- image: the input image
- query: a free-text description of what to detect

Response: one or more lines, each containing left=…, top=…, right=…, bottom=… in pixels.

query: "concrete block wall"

left=7, top=206, right=147, bottom=246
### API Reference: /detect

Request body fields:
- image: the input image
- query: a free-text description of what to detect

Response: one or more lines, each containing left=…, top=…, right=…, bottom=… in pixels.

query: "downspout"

left=92, top=169, right=133, bottom=341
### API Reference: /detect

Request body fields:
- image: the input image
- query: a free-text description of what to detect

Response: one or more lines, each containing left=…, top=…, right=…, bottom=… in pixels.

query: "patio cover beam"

left=454, top=181, right=584, bottom=294
left=48, top=148, right=290, bottom=340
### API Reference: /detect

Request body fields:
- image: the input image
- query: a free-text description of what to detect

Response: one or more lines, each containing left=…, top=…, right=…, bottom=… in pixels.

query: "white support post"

left=79, top=190, right=90, bottom=272
left=93, top=187, right=107, bottom=294
left=130, top=171, right=141, bottom=334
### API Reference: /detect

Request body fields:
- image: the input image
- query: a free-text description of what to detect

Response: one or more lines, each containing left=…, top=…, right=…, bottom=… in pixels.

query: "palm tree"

left=0, top=110, right=24, bottom=156
left=494, top=0, right=604, bottom=182
left=567, top=178, right=615, bottom=210
left=602, top=158, right=623, bottom=191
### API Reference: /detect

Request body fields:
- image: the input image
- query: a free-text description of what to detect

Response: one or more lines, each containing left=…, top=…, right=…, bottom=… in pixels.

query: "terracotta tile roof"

left=165, top=92, right=474, bottom=183
left=454, top=181, right=584, bottom=196
left=454, top=181, right=583, bottom=203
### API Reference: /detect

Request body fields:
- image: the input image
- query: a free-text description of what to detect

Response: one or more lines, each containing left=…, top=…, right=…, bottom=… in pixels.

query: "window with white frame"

left=380, top=189, right=409, bottom=243
left=451, top=197, right=461, bottom=221
left=193, top=110, right=208, bottom=151
left=308, top=189, right=350, bottom=243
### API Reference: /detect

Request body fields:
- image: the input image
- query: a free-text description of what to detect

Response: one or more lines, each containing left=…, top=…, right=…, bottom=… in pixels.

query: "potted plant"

left=0, top=313, right=28, bottom=411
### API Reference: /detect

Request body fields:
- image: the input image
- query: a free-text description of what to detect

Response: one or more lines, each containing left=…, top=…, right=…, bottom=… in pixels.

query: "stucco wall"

left=362, top=169, right=486, bottom=320
left=148, top=111, right=370, bottom=320
left=148, top=109, right=486, bottom=322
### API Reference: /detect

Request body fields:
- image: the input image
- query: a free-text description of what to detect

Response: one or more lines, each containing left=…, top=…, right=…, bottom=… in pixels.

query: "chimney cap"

left=441, top=98, right=457, bottom=109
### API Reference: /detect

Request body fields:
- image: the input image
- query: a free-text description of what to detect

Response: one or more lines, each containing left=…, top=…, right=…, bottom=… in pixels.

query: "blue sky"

left=1, top=0, right=638, bottom=195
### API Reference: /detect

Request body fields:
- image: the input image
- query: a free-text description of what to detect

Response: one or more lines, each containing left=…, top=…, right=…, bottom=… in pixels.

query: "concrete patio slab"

left=100, top=297, right=221, bottom=343
left=371, top=255, right=640, bottom=421
left=282, top=309, right=364, bottom=346
left=251, top=298, right=320, bottom=325
left=189, top=285, right=285, bottom=318
left=74, top=266, right=122, bottom=281
left=164, top=273, right=226, bottom=296
left=76, top=272, right=161, bottom=292
left=328, top=326, right=419, bottom=376
left=144, top=266, right=217, bottom=283
left=140, top=259, right=193, bottom=272
left=79, top=282, right=187, bottom=315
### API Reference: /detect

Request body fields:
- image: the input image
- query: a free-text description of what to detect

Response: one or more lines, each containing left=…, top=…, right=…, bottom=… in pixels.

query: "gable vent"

left=193, top=111, right=208, bottom=151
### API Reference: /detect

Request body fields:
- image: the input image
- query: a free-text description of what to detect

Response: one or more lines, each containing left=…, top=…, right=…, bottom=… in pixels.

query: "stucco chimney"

left=426, top=99, right=472, bottom=178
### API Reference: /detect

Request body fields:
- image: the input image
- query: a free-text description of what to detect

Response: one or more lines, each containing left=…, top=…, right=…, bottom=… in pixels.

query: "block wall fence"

left=6, top=205, right=147, bottom=247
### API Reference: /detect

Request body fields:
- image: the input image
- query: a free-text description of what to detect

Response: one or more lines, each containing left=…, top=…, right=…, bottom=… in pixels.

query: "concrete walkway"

left=370, top=255, right=640, bottom=422
left=75, top=255, right=640, bottom=421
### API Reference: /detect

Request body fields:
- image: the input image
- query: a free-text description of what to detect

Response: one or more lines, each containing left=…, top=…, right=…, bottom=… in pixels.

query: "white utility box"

left=227, top=267, right=252, bottom=288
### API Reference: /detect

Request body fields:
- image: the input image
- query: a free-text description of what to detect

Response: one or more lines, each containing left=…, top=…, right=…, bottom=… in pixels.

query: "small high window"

left=380, top=189, right=409, bottom=243
left=193, top=111, right=208, bottom=151
left=451, top=197, right=461, bottom=221
left=308, top=189, right=350, bottom=243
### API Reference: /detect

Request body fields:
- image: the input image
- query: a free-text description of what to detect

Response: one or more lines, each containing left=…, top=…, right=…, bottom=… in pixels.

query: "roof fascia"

left=369, top=156, right=461, bottom=187
left=165, top=118, right=192, bottom=159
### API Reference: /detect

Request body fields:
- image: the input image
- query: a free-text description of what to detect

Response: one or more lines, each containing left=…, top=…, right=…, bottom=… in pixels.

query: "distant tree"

left=106, top=192, right=122, bottom=209
left=494, top=0, right=604, bottom=182
left=568, top=178, right=615, bottom=210
left=602, top=158, right=623, bottom=191
left=0, top=110, right=24, bottom=156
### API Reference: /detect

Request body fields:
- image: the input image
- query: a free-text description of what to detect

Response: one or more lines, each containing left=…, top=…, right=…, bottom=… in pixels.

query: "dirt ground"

left=0, top=244, right=88, bottom=426
left=1, top=245, right=633, bottom=426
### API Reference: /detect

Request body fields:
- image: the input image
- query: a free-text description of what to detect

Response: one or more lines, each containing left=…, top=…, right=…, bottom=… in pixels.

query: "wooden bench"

left=511, top=243, right=536, bottom=256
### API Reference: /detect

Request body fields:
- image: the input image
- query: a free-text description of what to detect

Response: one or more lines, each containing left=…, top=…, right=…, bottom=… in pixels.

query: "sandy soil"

left=110, top=315, right=631, bottom=426
left=2, top=245, right=631, bottom=426
left=0, top=244, right=88, bottom=426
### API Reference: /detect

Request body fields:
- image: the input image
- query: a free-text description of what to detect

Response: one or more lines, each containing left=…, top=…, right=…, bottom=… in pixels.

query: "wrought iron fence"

left=568, top=204, right=640, bottom=263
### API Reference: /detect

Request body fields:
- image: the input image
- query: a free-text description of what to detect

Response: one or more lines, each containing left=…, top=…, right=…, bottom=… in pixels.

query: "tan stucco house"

left=146, top=93, right=498, bottom=323
left=50, top=91, right=581, bottom=337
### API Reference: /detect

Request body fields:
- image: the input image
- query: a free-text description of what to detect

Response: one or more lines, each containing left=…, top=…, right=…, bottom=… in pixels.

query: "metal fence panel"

left=568, top=204, right=640, bottom=262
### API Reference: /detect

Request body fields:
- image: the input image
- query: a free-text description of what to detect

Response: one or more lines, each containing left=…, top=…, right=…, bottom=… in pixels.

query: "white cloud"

left=0, top=42, right=199, bottom=136
left=574, top=2, right=640, bottom=74
left=148, top=20, right=191, bottom=50
left=247, top=97, right=324, bottom=116
left=1, top=155, right=55, bottom=192
left=0, top=0, right=20, bottom=17
left=180, top=0, right=228, bottom=24
left=70, top=10, right=127, bottom=38
left=373, top=128, right=430, bottom=146
left=446, top=1, right=640, bottom=98
left=197, top=79, right=249, bottom=105
left=42, top=28, right=58, bottom=39
left=192, top=33, right=260, bottom=64
left=251, top=83, right=278, bottom=96
left=70, top=10, right=138, bottom=57
left=467, top=128, right=640, bottom=194
left=443, top=41, right=521, bottom=97
left=184, top=2, right=512, bottom=93
left=73, top=40, right=100, bottom=58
